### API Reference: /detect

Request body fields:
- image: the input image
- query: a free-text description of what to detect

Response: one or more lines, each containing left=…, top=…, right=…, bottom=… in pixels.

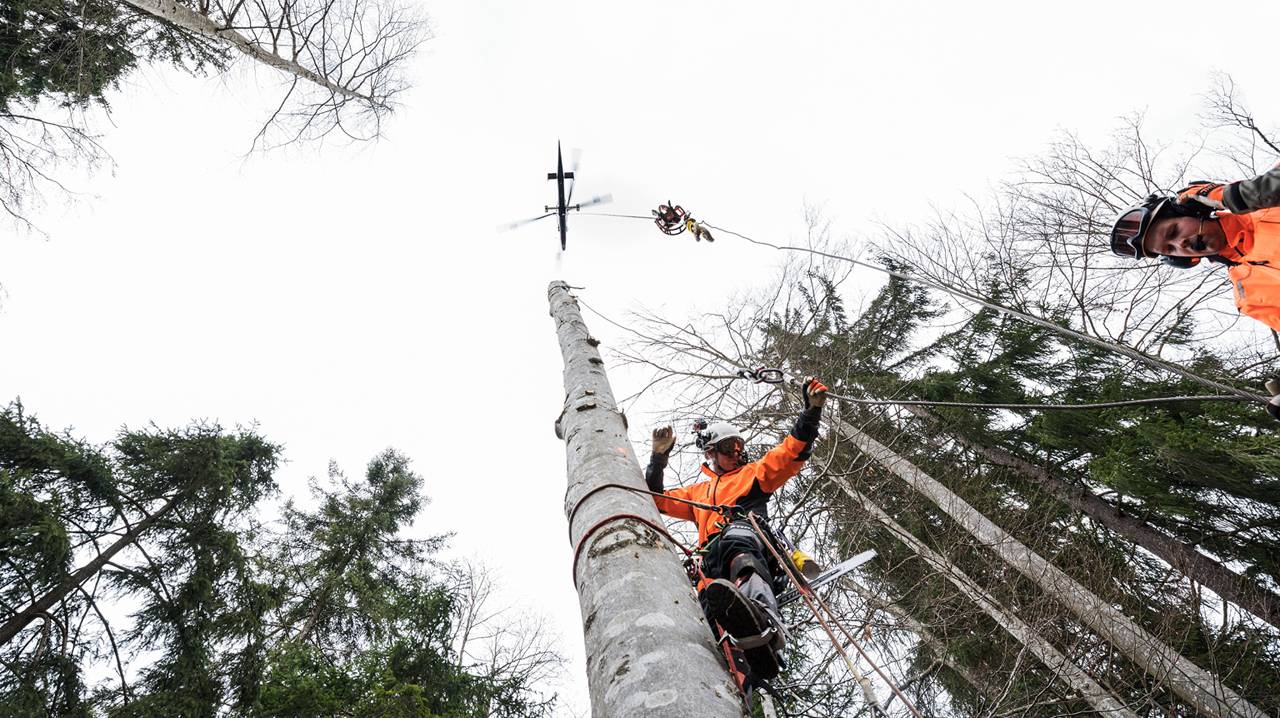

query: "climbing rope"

left=568, top=485, right=925, bottom=713
left=566, top=481, right=732, bottom=539
left=745, top=512, right=925, bottom=718
left=570, top=513, right=693, bottom=589
left=567, top=483, right=735, bottom=589
left=732, top=366, right=1252, bottom=412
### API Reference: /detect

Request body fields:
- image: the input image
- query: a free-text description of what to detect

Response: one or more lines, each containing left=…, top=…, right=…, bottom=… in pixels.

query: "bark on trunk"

left=0, top=495, right=178, bottom=647
left=117, top=0, right=377, bottom=106
left=831, top=415, right=1266, bottom=718
left=828, top=478, right=1137, bottom=717
left=548, top=281, right=745, bottom=718
left=903, top=405, right=1280, bottom=631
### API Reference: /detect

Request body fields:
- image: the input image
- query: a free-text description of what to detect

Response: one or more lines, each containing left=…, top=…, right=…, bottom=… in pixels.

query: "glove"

left=652, top=426, right=676, bottom=455
left=1179, top=191, right=1226, bottom=213
left=802, top=377, right=828, bottom=410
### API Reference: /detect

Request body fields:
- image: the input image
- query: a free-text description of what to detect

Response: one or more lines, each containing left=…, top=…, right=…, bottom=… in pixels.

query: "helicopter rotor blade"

left=566, top=147, right=582, bottom=205
left=498, top=212, right=554, bottom=232
left=573, top=194, right=613, bottom=210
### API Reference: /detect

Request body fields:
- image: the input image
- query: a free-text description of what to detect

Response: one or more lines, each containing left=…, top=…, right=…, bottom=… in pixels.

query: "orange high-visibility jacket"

left=652, top=434, right=809, bottom=547
left=1221, top=209, right=1280, bottom=332
left=1184, top=177, right=1280, bottom=332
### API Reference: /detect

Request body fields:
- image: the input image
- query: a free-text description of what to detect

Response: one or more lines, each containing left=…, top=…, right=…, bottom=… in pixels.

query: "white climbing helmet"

left=694, top=420, right=744, bottom=450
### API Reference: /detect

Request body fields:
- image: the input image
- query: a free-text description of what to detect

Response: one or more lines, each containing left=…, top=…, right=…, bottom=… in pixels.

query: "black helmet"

left=1110, top=193, right=1173, bottom=260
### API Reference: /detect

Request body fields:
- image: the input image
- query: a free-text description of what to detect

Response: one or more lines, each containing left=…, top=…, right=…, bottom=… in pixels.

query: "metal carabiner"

left=753, top=367, right=786, bottom=384
left=735, top=367, right=786, bottom=384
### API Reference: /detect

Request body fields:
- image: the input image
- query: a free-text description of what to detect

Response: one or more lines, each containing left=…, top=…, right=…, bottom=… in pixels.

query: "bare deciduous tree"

left=0, top=111, right=108, bottom=233
left=450, top=561, right=565, bottom=716
left=880, top=117, right=1242, bottom=356
left=119, top=0, right=429, bottom=150
left=1201, top=72, right=1280, bottom=177
left=1, top=0, right=428, bottom=234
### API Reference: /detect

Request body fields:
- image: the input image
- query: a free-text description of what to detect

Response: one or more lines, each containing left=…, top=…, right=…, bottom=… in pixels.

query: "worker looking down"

left=1109, top=162, right=1280, bottom=333
left=644, top=377, right=827, bottom=681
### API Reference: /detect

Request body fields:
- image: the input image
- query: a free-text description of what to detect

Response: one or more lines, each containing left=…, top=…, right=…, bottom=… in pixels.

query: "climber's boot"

left=703, top=578, right=783, bottom=679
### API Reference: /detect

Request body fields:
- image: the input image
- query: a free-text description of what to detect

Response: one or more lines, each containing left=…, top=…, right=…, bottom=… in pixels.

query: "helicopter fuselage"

left=545, top=143, right=575, bottom=250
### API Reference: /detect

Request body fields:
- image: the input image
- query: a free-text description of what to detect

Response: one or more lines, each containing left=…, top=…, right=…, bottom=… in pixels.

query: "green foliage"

left=0, top=0, right=227, bottom=113
left=249, top=451, right=553, bottom=717
left=266, top=451, right=445, bottom=654
left=913, top=298, right=1280, bottom=583
left=1, top=402, right=557, bottom=718
left=2, top=652, right=90, bottom=718
left=0, top=0, right=134, bottom=110
left=763, top=260, right=945, bottom=396
left=863, top=267, right=1280, bottom=709
left=81, top=424, right=278, bottom=718
left=0, top=402, right=118, bottom=713
left=256, top=587, right=492, bottom=717
left=0, top=401, right=113, bottom=593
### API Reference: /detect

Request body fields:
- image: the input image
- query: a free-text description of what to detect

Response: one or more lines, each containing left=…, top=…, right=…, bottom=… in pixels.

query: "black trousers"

left=698, top=521, right=784, bottom=622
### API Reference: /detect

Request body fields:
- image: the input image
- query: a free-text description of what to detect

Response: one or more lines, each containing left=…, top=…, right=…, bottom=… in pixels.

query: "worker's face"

left=710, top=438, right=744, bottom=472
left=1142, top=216, right=1227, bottom=258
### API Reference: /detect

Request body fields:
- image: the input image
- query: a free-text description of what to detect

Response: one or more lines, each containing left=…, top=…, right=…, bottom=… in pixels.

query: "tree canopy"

left=0, top=402, right=559, bottom=717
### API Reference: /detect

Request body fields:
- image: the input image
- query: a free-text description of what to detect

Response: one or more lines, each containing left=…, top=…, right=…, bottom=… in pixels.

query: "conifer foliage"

left=0, top=403, right=557, bottom=717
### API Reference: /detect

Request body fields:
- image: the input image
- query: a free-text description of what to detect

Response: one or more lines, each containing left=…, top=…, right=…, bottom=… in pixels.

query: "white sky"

left=4, top=1, right=1280, bottom=714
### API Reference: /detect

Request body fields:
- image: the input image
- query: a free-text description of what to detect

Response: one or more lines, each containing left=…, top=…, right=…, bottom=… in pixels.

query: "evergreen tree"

left=0, top=402, right=279, bottom=717
left=0, top=0, right=223, bottom=113
left=250, top=451, right=546, bottom=717
left=0, top=0, right=228, bottom=227
left=101, top=424, right=279, bottom=718
left=0, top=401, right=113, bottom=717
left=0, top=404, right=560, bottom=717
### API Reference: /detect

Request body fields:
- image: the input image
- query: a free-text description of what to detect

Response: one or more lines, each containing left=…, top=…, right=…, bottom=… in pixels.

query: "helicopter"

left=502, top=142, right=611, bottom=250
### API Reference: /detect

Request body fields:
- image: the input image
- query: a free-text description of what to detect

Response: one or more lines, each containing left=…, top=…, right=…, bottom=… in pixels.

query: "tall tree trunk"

left=827, top=477, right=1137, bottom=717
left=903, top=404, right=1280, bottom=630
left=830, top=415, right=1266, bottom=718
left=117, top=0, right=378, bottom=106
left=548, top=281, right=744, bottom=718
left=0, top=495, right=178, bottom=646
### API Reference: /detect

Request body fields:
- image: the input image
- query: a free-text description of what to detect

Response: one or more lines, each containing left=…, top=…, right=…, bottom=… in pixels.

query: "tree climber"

left=645, top=377, right=827, bottom=681
left=1109, top=162, right=1280, bottom=334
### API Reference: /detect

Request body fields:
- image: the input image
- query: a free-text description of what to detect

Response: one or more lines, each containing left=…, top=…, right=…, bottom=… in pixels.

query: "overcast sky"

left=4, top=1, right=1280, bottom=714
